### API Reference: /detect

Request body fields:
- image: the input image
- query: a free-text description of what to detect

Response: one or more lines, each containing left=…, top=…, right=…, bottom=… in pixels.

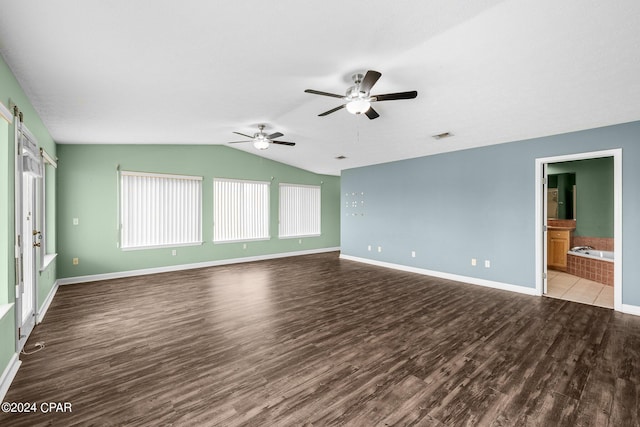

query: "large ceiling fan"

left=305, top=70, right=418, bottom=119
left=228, top=125, right=295, bottom=150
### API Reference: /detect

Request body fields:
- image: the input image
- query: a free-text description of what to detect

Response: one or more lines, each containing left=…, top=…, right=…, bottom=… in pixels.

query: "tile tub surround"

left=567, top=252, right=614, bottom=286
left=571, top=236, right=614, bottom=251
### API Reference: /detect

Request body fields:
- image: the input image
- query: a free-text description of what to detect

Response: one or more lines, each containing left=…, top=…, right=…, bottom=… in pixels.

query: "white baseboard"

left=58, top=247, right=341, bottom=286
left=0, top=353, right=21, bottom=402
left=621, top=304, right=640, bottom=316
left=37, top=280, right=59, bottom=324
left=339, top=254, right=539, bottom=297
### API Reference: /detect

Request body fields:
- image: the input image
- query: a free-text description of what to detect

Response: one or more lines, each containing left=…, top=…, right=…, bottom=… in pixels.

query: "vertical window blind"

left=279, top=183, right=321, bottom=238
left=213, top=178, right=270, bottom=243
left=120, top=171, right=202, bottom=249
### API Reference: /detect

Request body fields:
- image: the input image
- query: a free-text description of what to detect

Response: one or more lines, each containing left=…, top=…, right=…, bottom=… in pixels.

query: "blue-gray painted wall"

left=341, top=120, right=640, bottom=305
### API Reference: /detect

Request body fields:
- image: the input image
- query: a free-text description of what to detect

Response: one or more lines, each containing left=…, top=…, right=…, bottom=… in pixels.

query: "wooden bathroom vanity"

left=547, top=227, right=574, bottom=271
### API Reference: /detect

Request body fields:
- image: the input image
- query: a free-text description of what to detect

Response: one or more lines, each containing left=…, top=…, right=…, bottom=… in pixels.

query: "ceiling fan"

left=228, top=125, right=295, bottom=150
left=305, top=70, right=417, bottom=119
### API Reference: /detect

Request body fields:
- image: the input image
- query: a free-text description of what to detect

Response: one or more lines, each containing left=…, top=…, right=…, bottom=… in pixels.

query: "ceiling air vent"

left=432, top=132, right=453, bottom=140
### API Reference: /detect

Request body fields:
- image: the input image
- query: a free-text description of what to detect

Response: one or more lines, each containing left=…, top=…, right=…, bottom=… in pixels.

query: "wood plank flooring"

left=2, top=252, right=639, bottom=426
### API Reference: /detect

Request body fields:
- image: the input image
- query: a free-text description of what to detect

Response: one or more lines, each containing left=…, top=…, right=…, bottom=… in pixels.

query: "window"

left=279, top=183, right=321, bottom=238
left=213, top=178, right=270, bottom=243
left=40, top=148, right=57, bottom=269
left=120, top=171, right=202, bottom=249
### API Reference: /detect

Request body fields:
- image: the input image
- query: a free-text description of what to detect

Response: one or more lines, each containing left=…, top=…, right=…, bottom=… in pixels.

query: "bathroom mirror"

left=547, top=173, right=576, bottom=219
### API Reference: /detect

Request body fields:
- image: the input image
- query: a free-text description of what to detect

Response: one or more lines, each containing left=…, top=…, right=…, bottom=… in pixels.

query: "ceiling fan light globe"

left=253, top=139, right=270, bottom=150
left=346, top=99, right=371, bottom=114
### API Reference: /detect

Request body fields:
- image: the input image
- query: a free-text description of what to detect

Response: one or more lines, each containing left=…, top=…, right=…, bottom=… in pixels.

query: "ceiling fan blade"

left=319, top=104, right=346, bottom=116
left=228, top=140, right=251, bottom=144
left=267, top=132, right=283, bottom=139
left=373, top=91, right=418, bottom=102
left=232, top=131, right=254, bottom=139
left=305, top=89, right=344, bottom=99
left=364, top=107, right=380, bottom=120
left=271, top=140, right=296, bottom=146
left=360, top=70, right=381, bottom=93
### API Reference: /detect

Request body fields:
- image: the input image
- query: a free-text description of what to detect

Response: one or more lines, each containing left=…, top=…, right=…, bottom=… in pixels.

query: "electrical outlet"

left=411, top=251, right=416, bottom=258
left=73, top=218, right=79, bottom=225
left=471, top=258, right=477, bottom=266
left=72, top=257, right=79, bottom=265
left=298, top=239, right=302, bottom=244
left=171, top=249, right=177, bottom=256
left=485, top=260, right=491, bottom=268
left=377, top=246, right=382, bottom=253
left=243, top=243, right=247, bottom=250
left=367, top=245, right=372, bottom=251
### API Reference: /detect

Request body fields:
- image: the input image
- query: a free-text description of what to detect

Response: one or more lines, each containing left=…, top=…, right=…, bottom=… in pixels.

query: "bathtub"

left=566, top=247, right=614, bottom=286
left=569, top=248, right=614, bottom=262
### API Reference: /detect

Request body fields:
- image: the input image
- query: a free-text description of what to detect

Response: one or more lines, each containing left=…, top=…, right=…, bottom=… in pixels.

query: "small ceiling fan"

left=228, top=125, right=295, bottom=150
left=305, top=70, right=417, bottom=119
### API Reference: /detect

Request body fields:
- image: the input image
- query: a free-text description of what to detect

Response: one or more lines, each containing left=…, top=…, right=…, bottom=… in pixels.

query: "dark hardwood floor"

left=2, top=252, right=639, bottom=426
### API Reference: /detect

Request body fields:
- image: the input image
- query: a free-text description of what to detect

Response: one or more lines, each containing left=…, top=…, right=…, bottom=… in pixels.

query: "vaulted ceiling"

left=1, top=0, right=639, bottom=176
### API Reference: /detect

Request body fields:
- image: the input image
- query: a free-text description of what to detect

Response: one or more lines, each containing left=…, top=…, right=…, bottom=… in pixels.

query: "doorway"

left=14, top=121, right=42, bottom=351
left=535, top=149, right=622, bottom=311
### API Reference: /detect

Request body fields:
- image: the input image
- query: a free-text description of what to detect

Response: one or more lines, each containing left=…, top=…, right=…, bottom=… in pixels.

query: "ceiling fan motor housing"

left=347, top=74, right=369, bottom=99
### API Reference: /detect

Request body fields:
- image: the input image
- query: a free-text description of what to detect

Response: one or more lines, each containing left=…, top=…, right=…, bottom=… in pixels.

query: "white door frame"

left=14, top=117, right=25, bottom=350
left=534, top=148, right=622, bottom=311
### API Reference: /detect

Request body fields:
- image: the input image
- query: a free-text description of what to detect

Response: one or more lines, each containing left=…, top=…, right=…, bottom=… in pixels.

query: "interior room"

left=545, top=157, right=615, bottom=308
left=1, top=1, right=640, bottom=425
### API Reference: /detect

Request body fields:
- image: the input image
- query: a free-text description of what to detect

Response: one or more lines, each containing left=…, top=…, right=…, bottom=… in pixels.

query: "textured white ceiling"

left=1, top=0, right=639, bottom=176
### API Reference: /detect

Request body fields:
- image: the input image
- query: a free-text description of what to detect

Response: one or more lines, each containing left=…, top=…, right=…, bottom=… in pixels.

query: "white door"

left=18, top=175, right=37, bottom=350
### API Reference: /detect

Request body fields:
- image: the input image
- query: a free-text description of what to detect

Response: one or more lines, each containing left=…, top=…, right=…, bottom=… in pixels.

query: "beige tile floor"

left=545, top=270, right=613, bottom=308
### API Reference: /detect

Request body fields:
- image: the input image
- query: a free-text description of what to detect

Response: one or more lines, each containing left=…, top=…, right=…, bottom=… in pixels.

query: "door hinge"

left=543, top=273, right=547, bottom=279
left=15, top=259, right=21, bottom=285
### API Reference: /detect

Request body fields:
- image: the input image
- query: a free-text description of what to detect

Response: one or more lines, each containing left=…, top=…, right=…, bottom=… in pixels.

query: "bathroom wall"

left=547, top=157, right=613, bottom=238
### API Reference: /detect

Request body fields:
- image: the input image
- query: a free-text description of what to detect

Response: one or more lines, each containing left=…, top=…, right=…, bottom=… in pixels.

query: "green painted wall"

left=0, top=119, right=10, bottom=306
left=548, top=157, right=613, bottom=237
left=1, top=54, right=58, bottom=380
left=56, top=144, right=340, bottom=279
left=0, top=306, right=15, bottom=375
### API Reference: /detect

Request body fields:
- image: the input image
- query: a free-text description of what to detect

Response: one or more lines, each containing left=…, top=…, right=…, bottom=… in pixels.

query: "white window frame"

left=213, top=178, right=270, bottom=243
left=279, top=183, right=321, bottom=239
left=120, top=170, right=203, bottom=250
left=40, top=148, right=57, bottom=270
